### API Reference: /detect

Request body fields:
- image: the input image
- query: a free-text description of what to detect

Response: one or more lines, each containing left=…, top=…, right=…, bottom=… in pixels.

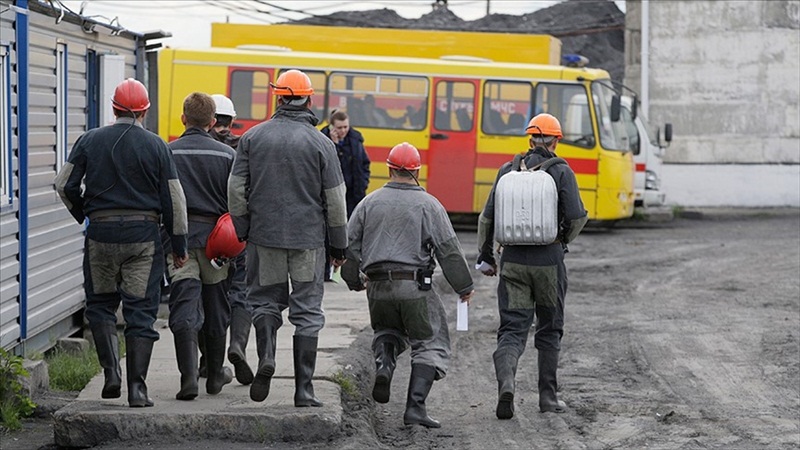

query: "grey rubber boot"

left=538, top=350, right=567, bottom=413
left=125, top=336, right=155, bottom=408
left=91, top=321, right=121, bottom=399
left=293, top=335, right=323, bottom=407
left=249, top=317, right=277, bottom=402
left=403, top=364, right=440, bottom=428
left=173, top=329, right=199, bottom=400
left=372, top=338, right=398, bottom=404
left=227, top=307, right=254, bottom=385
left=494, top=349, right=518, bottom=420
left=205, top=336, right=233, bottom=395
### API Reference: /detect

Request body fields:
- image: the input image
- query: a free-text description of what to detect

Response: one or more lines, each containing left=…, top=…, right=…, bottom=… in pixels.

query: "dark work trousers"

left=228, top=251, right=250, bottom=312
left=83, top=220, right=164, bottom=340
left=245, top=244, right=325, bottom=337
left=495, top=256, right=567, bottom=358
left=168, top=248, right=231, bottom=339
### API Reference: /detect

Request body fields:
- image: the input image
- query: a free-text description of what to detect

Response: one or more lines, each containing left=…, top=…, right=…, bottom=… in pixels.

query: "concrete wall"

left=625, top=0, right=800, bottom=206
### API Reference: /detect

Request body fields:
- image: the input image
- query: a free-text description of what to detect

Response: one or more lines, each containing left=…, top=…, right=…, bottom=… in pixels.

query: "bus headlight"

left=645, top=170, right=660, bottom=190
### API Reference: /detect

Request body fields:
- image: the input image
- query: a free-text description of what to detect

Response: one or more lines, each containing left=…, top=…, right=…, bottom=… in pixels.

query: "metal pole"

left=486, top=0, right=490, bottom=16
left=641, top=0, right=650, bottom=119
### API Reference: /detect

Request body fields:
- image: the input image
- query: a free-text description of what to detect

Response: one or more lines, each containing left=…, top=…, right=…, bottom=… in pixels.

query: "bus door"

left=227, top=67, right=275, bottom=134
left=427, top=78, right=479, bottom=213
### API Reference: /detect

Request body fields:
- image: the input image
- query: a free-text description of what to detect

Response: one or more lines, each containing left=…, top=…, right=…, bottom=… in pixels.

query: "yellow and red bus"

left=156, top=47, right=634, bottom=221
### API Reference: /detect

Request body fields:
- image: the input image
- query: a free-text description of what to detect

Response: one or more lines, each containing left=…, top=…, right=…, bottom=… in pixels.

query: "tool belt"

left=188, top=214, right=219, bottom=224
left=89, top=209, right=159, bottom=223
left=366, top=270, right=418, bottom=282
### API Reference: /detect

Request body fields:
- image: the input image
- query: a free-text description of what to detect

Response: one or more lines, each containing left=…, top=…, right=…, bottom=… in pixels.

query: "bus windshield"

left=592, top=81, right=629, bottom=152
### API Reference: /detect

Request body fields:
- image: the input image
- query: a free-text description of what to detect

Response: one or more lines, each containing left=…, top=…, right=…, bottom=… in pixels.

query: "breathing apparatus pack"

left=493, top=153, right=567, bottom=246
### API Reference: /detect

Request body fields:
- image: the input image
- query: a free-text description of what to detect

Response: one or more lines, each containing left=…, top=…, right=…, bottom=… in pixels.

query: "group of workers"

left=54, top=68, right=587, bottom=428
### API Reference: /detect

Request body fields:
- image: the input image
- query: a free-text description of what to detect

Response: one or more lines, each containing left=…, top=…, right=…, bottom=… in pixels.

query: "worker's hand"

left=459, top=290, right=474, bottom=306
left=173, top=253, right=189, bottom=269
left=476, top=252, right=497, bottom=276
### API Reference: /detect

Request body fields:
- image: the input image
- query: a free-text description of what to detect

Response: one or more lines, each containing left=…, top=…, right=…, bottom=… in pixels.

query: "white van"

left=620, top=96, right=672, bottom=207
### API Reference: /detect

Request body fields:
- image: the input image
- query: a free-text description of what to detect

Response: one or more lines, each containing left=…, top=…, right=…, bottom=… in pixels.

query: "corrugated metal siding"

left=0, top=2, right=21, bottom=350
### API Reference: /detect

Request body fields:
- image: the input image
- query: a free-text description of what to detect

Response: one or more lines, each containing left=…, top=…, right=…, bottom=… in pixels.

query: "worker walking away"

left=167, top=92, right=238, bottom=399
left=341, top=142, right=474, bottom=428
left=207, top=94, right=253, bottom=385
left=475, top=113, right=588, bottom=419
left=228, top=69, right=348, bottom=406
left=55, top=78, right=188, bottom=408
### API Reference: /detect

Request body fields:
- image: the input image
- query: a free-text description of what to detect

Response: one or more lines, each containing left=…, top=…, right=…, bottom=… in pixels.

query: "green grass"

left=46, top=347, right=102, bottom=392
left=331, top=370, right=358, bottom=398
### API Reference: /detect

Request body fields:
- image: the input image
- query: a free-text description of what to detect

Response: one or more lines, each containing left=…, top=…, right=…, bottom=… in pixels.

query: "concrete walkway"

left=53, top=280, right=370, bottom=448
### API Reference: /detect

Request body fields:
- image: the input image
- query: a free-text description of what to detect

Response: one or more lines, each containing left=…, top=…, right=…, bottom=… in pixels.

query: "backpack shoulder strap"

left=538, top=157, right=568, bottom=172
left=511, top=153, right=524, bottom=171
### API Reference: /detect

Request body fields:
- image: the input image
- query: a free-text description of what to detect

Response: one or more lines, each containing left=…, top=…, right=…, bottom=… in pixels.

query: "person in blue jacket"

left=322, top=109, right=371, bottom=217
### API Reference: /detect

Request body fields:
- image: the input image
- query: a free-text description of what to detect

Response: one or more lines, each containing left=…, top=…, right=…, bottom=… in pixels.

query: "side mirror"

left=610, top=95, right=621, bottom=122
left=664, top=123, right=673, bottom=143
left=631, top=96, right=638, bottom=120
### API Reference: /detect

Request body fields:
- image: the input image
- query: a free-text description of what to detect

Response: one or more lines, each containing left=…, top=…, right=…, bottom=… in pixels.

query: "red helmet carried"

left=270, top=69, right=314, bottom=96
left=111, top=78, right=150, bottom=112
left=386, top=142, right=421, bottom=171
left=206, top=213, right=246, bottom=269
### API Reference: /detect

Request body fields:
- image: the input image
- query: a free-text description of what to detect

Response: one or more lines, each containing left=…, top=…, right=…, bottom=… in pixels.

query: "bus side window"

left=230, top=70, right=270, bottom=121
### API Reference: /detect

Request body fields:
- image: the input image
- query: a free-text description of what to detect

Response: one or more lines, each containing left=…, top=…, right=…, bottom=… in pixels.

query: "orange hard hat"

left=206, top=213, right=246, bottom=264
left=111, top=78, right=150, bottom=112
left=270, top=69, right=314, bottom=96
left=386, top=142, right=421, bottom=171
left=525, top=113, right=563, bottom=139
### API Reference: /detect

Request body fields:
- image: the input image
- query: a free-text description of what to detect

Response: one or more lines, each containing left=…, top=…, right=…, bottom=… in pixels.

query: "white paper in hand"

left=456, top=300, right=469, bottom=331
left=475, top=261, right=494, bottom=275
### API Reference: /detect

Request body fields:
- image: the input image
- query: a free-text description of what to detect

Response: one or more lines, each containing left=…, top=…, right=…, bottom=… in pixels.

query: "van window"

left=230, top=70, right=270, bottom=121
left=535, top=83, right=593, bottom=148
left=620, top=107, right=640, bottom=154
left=328, top=73, right=428, bottom=130
left=591, top=81, right=629, bottom=151
left=434, top=80, right=474, bottom=132
left=482, top=81, right=532, bottom=135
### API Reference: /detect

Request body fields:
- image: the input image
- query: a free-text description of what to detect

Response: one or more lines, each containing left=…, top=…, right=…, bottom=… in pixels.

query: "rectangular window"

left=535, top=83, right=594, bottom=148
left=230, top=70, right=270, bottom=121
left=328, top=72, right=428, bottom=130
left=56, top=43, right=67, bottom=172
left=434, top=80, right=475, bottom=132
left=0, top=46, right=10, bottom=203
left=482, top=80, right=533, bottom=135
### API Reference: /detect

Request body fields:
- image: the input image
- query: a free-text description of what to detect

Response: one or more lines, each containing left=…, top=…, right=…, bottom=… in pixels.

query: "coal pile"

left=293, top=0, right=625, bottom=82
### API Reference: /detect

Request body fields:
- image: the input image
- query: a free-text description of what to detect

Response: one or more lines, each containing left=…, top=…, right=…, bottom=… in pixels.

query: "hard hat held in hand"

left=111, top=78, right=150, bottom=112
left=206, top=213, right=245, bottom=269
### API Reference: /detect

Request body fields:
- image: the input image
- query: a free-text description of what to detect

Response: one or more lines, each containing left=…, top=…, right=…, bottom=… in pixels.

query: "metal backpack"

left=493, top=155, right=567, bottom=245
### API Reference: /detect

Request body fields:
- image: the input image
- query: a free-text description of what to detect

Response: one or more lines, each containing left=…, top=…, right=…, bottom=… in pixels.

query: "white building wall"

left=625, top=0, right=800, bottom=206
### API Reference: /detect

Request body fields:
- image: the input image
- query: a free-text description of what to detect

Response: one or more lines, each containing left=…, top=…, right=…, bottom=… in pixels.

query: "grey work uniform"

left=55, top=117, right=188, bottom=340
left=478, top=147, right=587, bottom=357
left=342, top=182, right=474, bottom=379
left=168, top=127, right=236, bottom=338
left=228, top=104, right=347, bottom=337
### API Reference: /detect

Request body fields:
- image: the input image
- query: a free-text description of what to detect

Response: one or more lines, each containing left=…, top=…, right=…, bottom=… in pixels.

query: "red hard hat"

left=525, top=113, right=563, bottom=139
left=270, top=69, right=314, bottom=96
left=111, top=78, right=150, bottom=112
left=206, top=213, right=246, bottom=262
left=386, top=142, right=421, bottom=171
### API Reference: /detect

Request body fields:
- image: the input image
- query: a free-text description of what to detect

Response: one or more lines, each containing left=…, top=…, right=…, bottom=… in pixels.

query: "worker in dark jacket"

left=321, top=109, right=370, bottom=217
left=208, top=94, right=254, bottom=386
left=228, top=69, right=348, bottom=407
left=55, top=78, right=188, bottom=408
left=342, top=142, right=474, bottom=429
left=168, top=92, right=237, bottom=400
left=476, top=113, right=588, bottom=420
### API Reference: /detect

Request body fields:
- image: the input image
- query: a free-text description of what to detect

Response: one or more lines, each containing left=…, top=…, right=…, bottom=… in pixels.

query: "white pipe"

left=641, top=0, right=650, bottom=119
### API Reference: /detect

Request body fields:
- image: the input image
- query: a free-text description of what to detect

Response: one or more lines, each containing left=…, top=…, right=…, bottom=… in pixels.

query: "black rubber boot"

left=198, top=329, right=207, bottom=378
left=125, top=336, right=155, bottom=408
left=249, top=317, right=277, bottom=402
left=91, top=321, right=121, bottom=399
left=538, top=350, right=567, bottom=413
left=173, top=329, right=199, bottom=400
left=372, top=338, right=398, bottom=404
left=293, top=335, right=323, bottom=407
left=494, top=349, right=518, bottom=420
left=403, top=364, right=440, bottom=428
left=205, top=336, right=233, bottom=395
left=227, top=307, right=254, bottom=385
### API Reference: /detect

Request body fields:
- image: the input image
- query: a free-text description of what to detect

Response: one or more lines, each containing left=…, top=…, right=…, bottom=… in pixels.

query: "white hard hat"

left=211, top=94, right=236, bottom=118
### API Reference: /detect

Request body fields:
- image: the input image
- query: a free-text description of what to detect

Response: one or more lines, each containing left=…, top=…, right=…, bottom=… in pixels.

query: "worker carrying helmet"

left=206, top=213, right=246, bottom=269
left=476, top=111, right=588, bottom=420
left=228, top=68, right=347, bottom=408
left=342, top=141, right=474, bottom=429
left=54, top=78, right=188, bottom=408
